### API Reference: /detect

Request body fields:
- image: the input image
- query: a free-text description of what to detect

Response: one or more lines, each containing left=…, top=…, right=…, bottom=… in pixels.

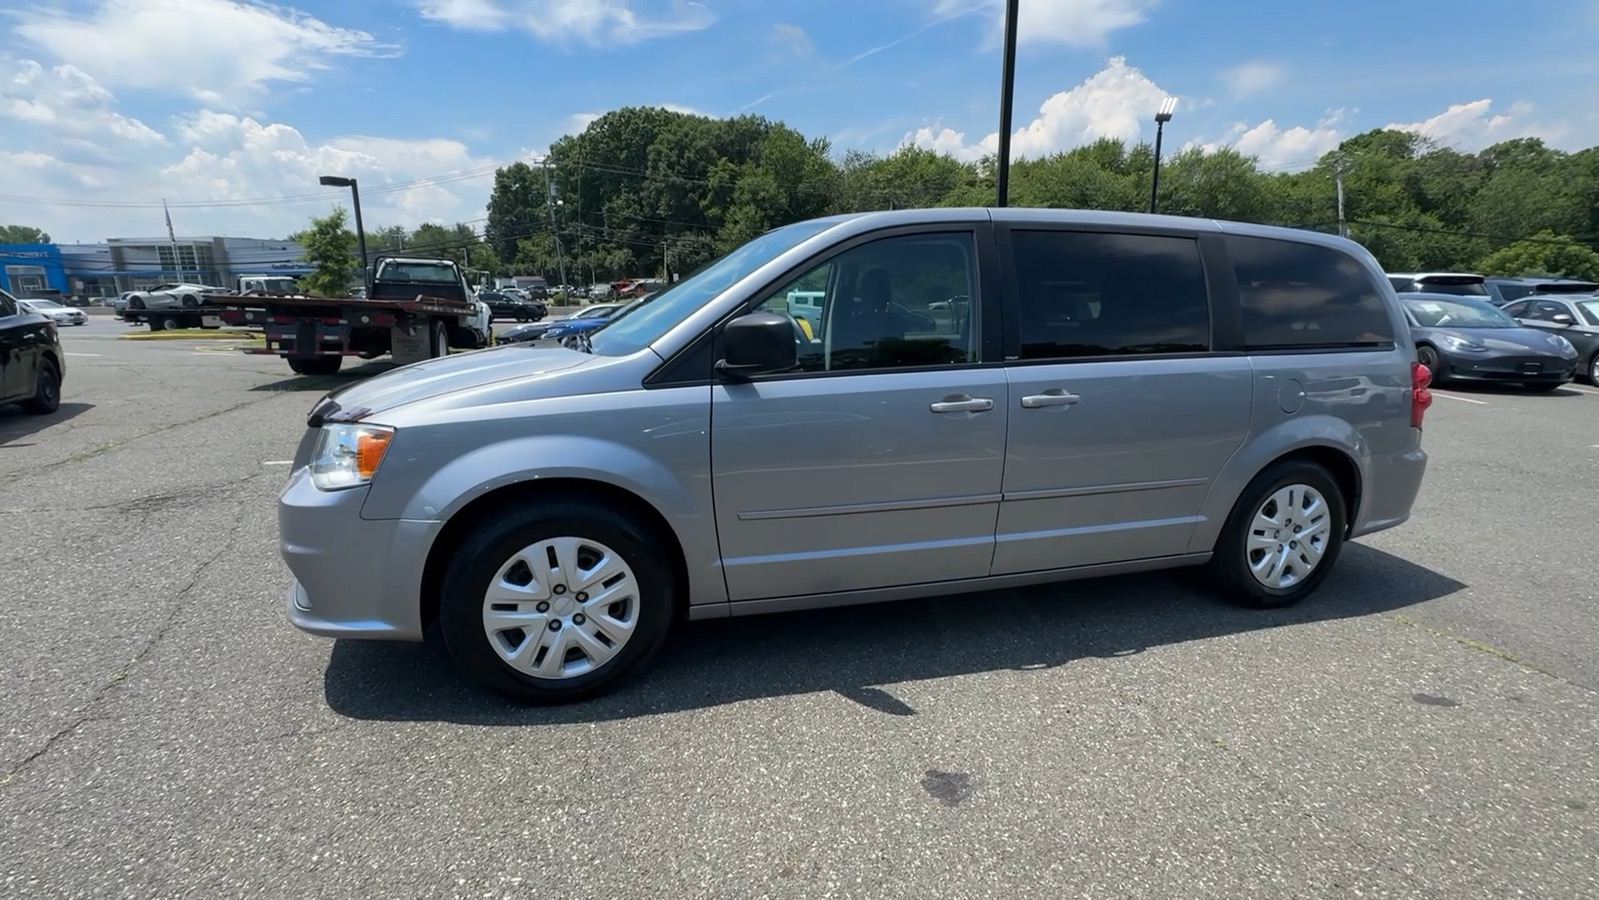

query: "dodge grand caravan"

left=281, top=208, right=1432, bottom=703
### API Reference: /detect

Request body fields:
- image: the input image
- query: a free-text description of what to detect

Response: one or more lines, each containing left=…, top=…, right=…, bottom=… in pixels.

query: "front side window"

left=1402, top=297, right=1517, bottom=328
left=1576, top=300, right=1599, bottom=326
left=750, top=232, right=979, bottom=373
left=1532, top=300, right=1573, bottom=321
left=1230, top=235, right=1397, bottom=349
left=1010, top=230, right=1210, bottom=359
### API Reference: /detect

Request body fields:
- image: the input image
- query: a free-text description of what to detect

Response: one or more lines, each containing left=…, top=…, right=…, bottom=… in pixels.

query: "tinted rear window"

left=1413, top=276, right=1487, bottom=296
left=1228, top=235, right=1397, bottom=349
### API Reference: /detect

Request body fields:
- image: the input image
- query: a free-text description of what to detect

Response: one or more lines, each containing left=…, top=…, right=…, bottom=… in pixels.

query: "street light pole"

left=994, top=0, right=1021, bottom=207
left=1148, top=97, right=1176, bottom=215
left=319, top=175, right=369, bottom=288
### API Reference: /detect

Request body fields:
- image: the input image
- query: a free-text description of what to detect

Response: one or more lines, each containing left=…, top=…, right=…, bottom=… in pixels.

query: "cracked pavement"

left=1, top=319, right=1596, bottom=898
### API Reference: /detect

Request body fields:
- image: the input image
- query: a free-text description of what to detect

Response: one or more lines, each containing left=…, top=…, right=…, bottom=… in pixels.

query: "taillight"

left=1410, top=361, right=1433, bottom=428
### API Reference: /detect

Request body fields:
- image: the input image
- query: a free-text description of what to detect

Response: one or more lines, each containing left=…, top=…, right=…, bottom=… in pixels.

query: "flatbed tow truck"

left=200, top=255, right=494, bottom=376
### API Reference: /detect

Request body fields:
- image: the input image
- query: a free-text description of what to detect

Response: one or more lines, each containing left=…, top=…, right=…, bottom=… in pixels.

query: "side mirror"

left=715, top=311, right=798, bottom=380
left=1552, top=313, right=1575, bottom=326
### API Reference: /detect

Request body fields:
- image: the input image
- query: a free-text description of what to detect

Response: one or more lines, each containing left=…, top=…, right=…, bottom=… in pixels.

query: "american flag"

left=163, top=199, right=176, bottom=242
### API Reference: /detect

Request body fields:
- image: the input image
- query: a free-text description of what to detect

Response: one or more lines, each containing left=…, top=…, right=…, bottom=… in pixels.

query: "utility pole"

left=1334, top=154, right=1349, bottom=238
left=543, top=158, right=567, bottom=289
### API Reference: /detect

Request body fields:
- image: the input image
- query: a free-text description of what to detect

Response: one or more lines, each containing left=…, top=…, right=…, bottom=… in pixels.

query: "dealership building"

left=0, top=236, right=313, bottom=300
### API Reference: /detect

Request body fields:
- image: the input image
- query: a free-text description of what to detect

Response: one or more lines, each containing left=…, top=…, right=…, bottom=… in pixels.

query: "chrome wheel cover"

left=1246, top=483, right=1333, bottom=590
left=482, top=536, right=640, bottom=680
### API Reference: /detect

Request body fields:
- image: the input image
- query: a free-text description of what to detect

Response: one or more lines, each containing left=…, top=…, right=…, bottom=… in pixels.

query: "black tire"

left=181, top=295, right=199, bottom=308
left=1586, top=351, right=1599, bottom=386
left=130, top=297, right=146, bottom=309
left=428, top=318, right=449, bottom=359
left=158, top=315, right=182, bottom=332
left=1415, top=344, right=1444, bottom=383
left=438, top=501, right=677, bottom=703
left=22, top=359, right=60, bottom=415
left=1204, top=460, right=1348, bottom=609
left=287, top=356, right=343, bottom=376
left=516, top=310, right=531, bottom=322
left=147, top=318, right=165, bottom=332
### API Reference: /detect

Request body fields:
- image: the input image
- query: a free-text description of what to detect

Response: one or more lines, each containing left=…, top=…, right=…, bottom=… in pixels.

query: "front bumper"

left=1437, top=349, right=1576, bottom=383
left=279, top=465, right=443, bottom=642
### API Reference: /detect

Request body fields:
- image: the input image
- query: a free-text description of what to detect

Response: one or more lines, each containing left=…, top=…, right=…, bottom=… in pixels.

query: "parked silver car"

left=280, top=208, right=1433, bottom=702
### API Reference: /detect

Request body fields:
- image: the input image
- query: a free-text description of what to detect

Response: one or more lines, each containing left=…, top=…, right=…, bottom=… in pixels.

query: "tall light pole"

left=1148, top=97, right=1176, bottom=215
left=318, top=175, right=369, bottom=286
left=994, top=0, right=1021, bottom=207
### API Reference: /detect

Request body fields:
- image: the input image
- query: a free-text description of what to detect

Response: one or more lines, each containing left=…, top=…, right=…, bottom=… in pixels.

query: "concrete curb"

left=119, top=329, right=263, bottom=341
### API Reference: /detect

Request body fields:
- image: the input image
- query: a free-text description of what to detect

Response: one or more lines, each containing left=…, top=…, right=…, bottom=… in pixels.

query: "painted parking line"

left=1431, top=391, right=1489, bottom=405
left=262, top=460, right=293, bottom=466
left=1563, top=386, right=1599, bottom=396
left=64, top=352, right=102, bottom=357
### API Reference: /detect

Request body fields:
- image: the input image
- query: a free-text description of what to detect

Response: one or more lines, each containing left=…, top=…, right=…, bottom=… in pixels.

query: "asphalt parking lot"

left=3, top=318, right=1597, bottom=899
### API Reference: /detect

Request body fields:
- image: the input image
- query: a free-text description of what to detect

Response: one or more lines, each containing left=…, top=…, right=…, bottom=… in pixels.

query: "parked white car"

left=18, top=298, right=88, bottom=326
left=123, top=282, right=227, bottom=311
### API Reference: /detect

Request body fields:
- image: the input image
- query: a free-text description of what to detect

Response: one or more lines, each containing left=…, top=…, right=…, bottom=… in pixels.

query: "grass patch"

left=119, top=329, right=262, bottom=341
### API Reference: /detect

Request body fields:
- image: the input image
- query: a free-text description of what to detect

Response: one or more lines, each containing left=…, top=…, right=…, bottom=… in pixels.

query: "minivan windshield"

left=1412, top=276, right=1488, bottom=297
left=1404, top=296, right=1518, bottom=328
left=586, top=218, right=841, bottom=356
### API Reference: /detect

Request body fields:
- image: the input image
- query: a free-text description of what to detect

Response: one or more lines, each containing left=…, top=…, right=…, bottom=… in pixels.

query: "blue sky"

left=2, top=0, right=1597, bottom=242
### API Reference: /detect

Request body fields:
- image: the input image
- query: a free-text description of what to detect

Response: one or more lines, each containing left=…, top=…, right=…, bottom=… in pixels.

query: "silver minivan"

left=282, top=208, right=1433, bottom=703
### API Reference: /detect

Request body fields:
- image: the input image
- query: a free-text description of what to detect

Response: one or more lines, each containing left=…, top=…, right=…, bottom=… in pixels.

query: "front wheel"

left=1586, top=352, right=1599, bottom=386
left=438, top=502, right=677, bottom=703
left=1204, top=460, right=1347, bottom=609
left=157, top=315, right=182, bottom=332
left=428, top=319, right=449, bottom=359
left=1415, top=344, right=1443, bottom=383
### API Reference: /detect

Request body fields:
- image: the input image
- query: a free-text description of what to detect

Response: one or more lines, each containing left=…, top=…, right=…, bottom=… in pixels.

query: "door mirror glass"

left=717, top=311, right=798, bottom=379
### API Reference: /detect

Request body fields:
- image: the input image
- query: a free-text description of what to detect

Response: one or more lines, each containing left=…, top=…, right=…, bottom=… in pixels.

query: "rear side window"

left=1010, top=230, right=1211, bottom=359
left=1229, top=235, right=1397, bottom=350
left=1415, top=277, right=1488, bottom=297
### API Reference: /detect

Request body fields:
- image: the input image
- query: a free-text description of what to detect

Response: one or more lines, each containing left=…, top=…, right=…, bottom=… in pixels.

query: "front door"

left=711, top=228, right=1008, bottom=601
left=0, top=289, right=36, bottom=401
left=991, top=228, right=1253, bottom=575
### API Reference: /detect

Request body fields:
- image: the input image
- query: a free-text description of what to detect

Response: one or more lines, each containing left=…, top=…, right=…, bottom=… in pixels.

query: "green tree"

left=1476, top=232, right=1599, bottom=280
left=0, top=224, right=50, bottom=243
left=291, top=207, right=358, bottom=297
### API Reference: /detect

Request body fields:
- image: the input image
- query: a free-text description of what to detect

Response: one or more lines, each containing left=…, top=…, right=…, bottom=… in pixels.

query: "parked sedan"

left=495, top=303, right=626, bottom=345
left=1499, top=294, right=1599, bottom=384
left=1402, top=292, right=1578, bottom=390
left=477, top=290, right=547, bottom=322
left=18, top=298, right=88, bottom=326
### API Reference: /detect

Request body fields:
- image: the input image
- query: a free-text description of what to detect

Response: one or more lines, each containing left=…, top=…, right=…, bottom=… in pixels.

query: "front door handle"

left=930, top=395, right=994, bottom=413
left=1021, top=388, right=1081, bottom=408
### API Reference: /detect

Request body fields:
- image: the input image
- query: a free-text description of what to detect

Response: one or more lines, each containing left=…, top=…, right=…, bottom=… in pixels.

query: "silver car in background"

left=279, top=207, right=1432, bottom=703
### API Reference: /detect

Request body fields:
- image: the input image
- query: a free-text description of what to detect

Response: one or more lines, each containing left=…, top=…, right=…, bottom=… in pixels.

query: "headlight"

left=1441, top=335, right=1486, bottom=352
left=309, top=423, right=395, bottom=490
left=1550, top=334, right=1576, bottom=354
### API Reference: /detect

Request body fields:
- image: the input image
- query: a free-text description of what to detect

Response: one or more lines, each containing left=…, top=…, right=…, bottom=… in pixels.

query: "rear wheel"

left=287, top=356, right=343, bottom=376
left=438, top=502, right=676, bottom=703
left=428, top=318, right=450, bottom=358
left=181, top=295, right=199, bottom=308
left=147, top=318, right=165, bottom=332
left=22, top=360, right=60, bottom=415
left=158, top=314, right=181, bottom=332
left=1204, top=460, right=1347, bottom=609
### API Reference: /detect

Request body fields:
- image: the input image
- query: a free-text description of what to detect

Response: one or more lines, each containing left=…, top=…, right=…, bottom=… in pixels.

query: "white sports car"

left=123, top=282, right=228, bottom=311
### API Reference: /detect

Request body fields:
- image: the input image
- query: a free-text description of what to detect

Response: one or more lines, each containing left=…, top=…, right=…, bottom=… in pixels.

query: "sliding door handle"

left=930, top=395, right=994, bottom=413
left=1021, top=389, right=1080, bottom=408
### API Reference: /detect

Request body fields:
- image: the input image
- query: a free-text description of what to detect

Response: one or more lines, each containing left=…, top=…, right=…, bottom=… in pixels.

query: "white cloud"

left=12, top=0, right=391, bottom=106
left=1220, top=61, right=1283, bottom=99
left=0, top=62, right=507, bottom=241
left=0, top=59, right=164, bottom=151
left=1386, top=99, right=1558, bottom=153
left=415, top=0, right=715, bottom=45
left=1200, top=110, right=1350, bottom=170
left=773, top=22, right=813, bottom=56
left=904, top=55, right=1172, bottom=161
left=935, top=0, right=1156, bottom=48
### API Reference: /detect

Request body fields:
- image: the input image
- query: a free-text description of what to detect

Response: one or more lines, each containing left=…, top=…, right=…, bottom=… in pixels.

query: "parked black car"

left=0, top=287, right=65, bottom=414
left=1500, top=293, right=1599, bottom=384
left=1400, top=292, right=1578, bottom=391
left=1484, top=276, right=1599, bottom=306
left=478, top=290, right=547, bottom=322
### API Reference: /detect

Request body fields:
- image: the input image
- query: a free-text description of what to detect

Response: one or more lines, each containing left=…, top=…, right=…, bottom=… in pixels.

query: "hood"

left=309, top=345, right=599, bottom=424
left=1426, top=325, right=1577, bottom=354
